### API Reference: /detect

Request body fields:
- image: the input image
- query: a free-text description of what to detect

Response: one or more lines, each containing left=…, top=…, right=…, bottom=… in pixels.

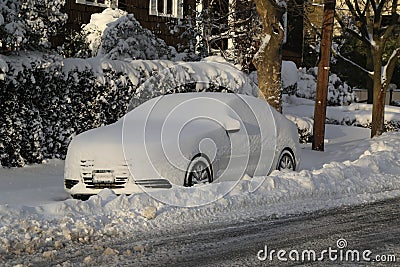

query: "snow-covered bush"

left=78, top=8, right=174, bottom=60
left=392, top=100, right=400, bottom=107
left=325, top=118, right=400, bottom=132
left=0, top=55, right=7, bottom=80
left=0, top=0, right=67, bottom=50
left=285, top=113, right=400, bottom=144
left=99, top=13, right=174, bottom=60
left=281, top=61, right=298, bottom=95
left=82, top=8, right=127, bottom=57
left=296, top=67, right=357, bottom=106
left=284, top=114, right=314, bottom=144
left=283, top=96, right=400, bottom=143
left=253, top=62, right=356, bottom=106
left=60, top=29, right=92, bottom=59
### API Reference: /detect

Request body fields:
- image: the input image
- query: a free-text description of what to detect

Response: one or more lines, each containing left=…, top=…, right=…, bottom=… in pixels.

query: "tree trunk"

left=366, top=50, right=374, bottom=104
left=252, top=0, right=285, bottom=113
left=371, top=49, right=386, bottom=138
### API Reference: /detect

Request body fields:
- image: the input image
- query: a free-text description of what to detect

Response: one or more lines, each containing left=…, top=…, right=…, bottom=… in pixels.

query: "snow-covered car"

left=64, top=92, right=300, bottom=199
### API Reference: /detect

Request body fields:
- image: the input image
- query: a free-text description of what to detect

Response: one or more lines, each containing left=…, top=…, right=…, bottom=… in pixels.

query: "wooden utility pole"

left=312, top=0, right=336, bottom=151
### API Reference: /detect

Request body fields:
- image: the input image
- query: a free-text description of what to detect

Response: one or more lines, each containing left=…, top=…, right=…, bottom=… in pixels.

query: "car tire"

left=185, top=154, right=213, bottom=187
left=276, top=150, right=296, bottom=171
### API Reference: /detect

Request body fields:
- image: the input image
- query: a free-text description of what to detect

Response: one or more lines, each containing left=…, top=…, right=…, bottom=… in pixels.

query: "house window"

left=157, top=0, right=164, bottom=13
left=76, top=0, right=117, bottom=8
left=149, top=0, right=183, bottom=18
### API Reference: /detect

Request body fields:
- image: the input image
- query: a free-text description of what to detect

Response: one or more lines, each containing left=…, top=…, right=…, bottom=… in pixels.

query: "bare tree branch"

left=331, top=47, right=374, bottom=78
left=390, top=0, right=399, bottom=24
left=354, top=0, right=371, bottom=37
left=377, top=0, right=388, bottom=15
left=344, top=0, right=371, bottom=39
left=370, top=0, right=378, bottom=14
left=335, top=13, right=371, bottom=46
left=382, top=24, right=397, bottom=42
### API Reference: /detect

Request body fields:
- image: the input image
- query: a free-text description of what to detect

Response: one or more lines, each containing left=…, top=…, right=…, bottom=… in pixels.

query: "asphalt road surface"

left=112, top=197, right=400, bottom=266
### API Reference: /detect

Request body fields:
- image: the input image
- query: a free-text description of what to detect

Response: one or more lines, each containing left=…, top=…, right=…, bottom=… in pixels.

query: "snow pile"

left=1, top=131, right=400, bottom=259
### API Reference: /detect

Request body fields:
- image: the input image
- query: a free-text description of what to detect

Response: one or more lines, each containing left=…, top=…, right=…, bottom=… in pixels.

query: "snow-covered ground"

left=1, top=122, right=400, bottom=262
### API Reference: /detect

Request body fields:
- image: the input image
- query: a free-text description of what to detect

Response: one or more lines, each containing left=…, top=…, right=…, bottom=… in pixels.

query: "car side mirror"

left=223, top=117, right=241, bottom=133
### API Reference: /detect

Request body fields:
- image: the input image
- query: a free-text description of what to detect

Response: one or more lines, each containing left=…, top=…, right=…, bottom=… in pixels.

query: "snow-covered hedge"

left=0, top=55, right=138, bottom=167
left=286, top=115, right=400, bottom=144
left=295, top=67, right=357, bottom=106
left=0, top=55, right=256, bottom=167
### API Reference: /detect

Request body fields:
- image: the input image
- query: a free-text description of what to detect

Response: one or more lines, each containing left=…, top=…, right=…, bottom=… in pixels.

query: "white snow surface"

left=1, top=125, right=400, bottom=256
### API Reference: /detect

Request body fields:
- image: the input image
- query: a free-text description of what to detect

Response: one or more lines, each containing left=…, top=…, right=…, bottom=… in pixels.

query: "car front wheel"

left=277, top=150, right=296, bottom=171
left=185, top=155, right=213, bottom=187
